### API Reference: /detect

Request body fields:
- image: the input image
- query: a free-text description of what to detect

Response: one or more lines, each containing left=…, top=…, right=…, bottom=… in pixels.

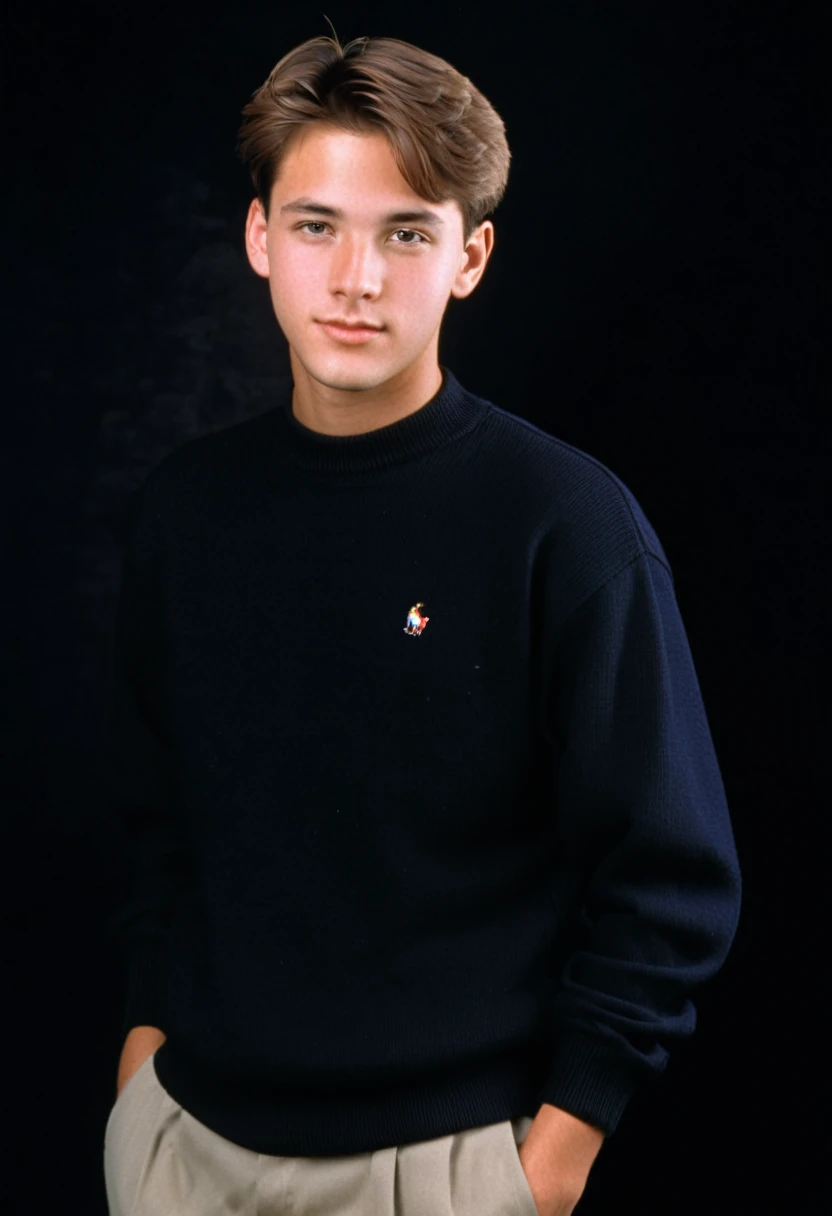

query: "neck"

left=288, top=349, right=444, bottom=438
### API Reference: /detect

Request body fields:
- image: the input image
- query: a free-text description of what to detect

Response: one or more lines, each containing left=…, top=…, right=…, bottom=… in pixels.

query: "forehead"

left=279, top=124, right=404, bottom=184
left=271, top=124, right=461, bottom=229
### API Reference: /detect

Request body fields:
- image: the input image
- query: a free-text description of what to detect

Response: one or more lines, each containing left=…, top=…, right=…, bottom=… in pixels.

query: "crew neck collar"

left=272, top=365, right=490, bottom=476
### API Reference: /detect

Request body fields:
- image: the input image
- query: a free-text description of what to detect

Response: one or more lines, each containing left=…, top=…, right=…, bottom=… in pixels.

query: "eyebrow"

left=279, top=197, right=446, bottom=229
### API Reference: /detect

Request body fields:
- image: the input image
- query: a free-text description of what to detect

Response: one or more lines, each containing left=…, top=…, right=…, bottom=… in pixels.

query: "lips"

left=320, top=320, right=383, bottom=330
left=318, top=320, right=385, bottom=344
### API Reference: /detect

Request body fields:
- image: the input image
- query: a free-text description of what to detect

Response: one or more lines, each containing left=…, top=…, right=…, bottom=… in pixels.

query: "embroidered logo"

left=403, top=602, right=430, bottom=636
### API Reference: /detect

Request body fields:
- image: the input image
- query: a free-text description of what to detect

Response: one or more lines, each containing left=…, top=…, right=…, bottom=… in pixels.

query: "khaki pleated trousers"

left=103, top=1052, right=539, bottom=1215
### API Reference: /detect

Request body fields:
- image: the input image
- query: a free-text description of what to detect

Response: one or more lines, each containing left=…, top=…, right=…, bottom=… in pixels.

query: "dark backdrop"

left=4, top=2, right=821, bottom=1212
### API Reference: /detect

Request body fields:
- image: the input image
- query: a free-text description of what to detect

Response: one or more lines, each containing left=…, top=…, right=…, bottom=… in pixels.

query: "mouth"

left=317, top=320, right=385, bottom=344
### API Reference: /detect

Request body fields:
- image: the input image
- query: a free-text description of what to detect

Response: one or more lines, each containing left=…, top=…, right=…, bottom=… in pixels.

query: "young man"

left=103, top=31, right=741, bottom=1216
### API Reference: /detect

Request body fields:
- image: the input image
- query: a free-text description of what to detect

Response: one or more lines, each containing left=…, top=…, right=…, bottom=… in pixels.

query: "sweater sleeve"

left=536, top=550, right=741, bottom=1134
left=104, top=479, right=194, bottom=1039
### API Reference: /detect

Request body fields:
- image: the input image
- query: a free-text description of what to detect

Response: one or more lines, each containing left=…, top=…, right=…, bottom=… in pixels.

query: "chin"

left=299, top=352, right=399, bottom=393
left=316, top=370, right=390, bottom=392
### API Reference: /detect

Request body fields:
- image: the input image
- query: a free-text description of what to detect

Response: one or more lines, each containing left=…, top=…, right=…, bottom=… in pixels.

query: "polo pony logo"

left=403, top=602, right=430, bottom=636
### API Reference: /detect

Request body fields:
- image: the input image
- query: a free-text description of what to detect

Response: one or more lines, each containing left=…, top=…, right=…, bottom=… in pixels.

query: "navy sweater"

left=105, top=364, right=741, bottom=1156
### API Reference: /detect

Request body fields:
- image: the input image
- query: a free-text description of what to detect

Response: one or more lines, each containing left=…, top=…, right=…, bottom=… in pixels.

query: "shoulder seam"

left=490, top=405, right=672, bottom=578
left=560, top=549, right=675, bottom=630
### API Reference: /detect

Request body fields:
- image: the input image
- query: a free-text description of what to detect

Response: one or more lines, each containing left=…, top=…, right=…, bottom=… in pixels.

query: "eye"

left=391, top=229, right=427, bottom=245
left=296, top=222, right=428, bottom=246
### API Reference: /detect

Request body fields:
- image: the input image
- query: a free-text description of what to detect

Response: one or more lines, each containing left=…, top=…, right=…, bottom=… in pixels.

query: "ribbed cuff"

left=121, top=940, right=164, bottom=1037
left=534, top=1030, right=645, bottom=1135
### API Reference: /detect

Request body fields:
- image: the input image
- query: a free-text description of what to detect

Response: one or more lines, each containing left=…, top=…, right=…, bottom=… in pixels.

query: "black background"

left=4, top=2, right=822, bottom=1212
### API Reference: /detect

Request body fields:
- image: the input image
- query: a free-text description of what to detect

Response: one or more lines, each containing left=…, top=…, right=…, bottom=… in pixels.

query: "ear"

left=449, top=220, right=495, bottom=301
left=245, top=198, right=270, bottom=279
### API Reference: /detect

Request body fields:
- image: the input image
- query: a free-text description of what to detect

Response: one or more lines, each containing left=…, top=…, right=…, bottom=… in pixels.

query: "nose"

left=328, top=234, right=383, bottom=301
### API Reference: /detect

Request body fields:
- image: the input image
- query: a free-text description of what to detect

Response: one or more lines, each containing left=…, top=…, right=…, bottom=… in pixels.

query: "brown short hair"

left=236, top=30, right=511, bottom=245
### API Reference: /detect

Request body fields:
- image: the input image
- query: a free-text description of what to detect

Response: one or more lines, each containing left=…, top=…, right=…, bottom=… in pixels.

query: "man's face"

left=244, top=122, right=493, bottom=403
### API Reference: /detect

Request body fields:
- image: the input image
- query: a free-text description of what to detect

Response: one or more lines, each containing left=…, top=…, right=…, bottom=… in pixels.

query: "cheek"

left=268, top=251, right=315, bottom=311
left=395, top=258, right=450, bottom=306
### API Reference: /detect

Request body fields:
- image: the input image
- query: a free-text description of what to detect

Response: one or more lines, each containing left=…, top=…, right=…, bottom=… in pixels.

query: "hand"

left=116, top=1025, right=167, bottom=1099
left=517, top=1104, right=604, bottom=1216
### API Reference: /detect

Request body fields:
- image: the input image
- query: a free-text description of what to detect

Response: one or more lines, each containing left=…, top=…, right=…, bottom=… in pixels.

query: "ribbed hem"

left=273, top=364, right=491, bottom=476
left=120, top=941, right=164, bottom=1038
left=153, top=1037, right=542, bottom=1156
left=534, top=1030, right=647, bottom=1135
